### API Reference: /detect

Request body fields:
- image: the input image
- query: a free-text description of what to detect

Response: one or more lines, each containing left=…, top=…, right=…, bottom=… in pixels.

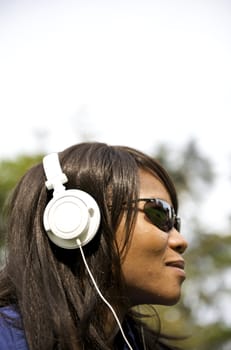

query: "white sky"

left=1, top=0, right=231, bottom=231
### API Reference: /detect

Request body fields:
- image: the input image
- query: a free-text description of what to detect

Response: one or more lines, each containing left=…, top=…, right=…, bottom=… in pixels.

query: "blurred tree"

left=0, top=154, right=43, bottom=247
left=153, top=140, right=231, bottom=350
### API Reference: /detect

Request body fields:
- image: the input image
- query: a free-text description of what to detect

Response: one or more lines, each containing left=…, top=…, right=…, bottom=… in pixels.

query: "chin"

left=130, top=291, right=182, bottom=307
left=147, top=288, right=182, bottom=306
left=159, top=292, right=182, bottom=306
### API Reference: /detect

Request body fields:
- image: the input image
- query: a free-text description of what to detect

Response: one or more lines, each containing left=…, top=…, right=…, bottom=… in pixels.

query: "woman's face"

left=116, top=169, right=188, bottom=306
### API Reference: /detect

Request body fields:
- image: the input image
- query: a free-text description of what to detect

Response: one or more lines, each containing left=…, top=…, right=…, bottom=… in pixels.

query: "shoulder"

left=0, top=306, right=29, bottom=350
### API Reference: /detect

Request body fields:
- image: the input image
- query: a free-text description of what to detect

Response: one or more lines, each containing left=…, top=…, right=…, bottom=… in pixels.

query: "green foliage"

left=0, top=154, right=43, bottom=202
left=0, top=154, right=43, bottom=244
left=154, top=139, right=214, bottom=197
left=151, top=140, right=231, bottom=349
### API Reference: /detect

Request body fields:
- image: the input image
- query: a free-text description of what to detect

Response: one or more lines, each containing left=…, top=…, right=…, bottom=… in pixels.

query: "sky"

left=1, top=0, right=231, bottom=230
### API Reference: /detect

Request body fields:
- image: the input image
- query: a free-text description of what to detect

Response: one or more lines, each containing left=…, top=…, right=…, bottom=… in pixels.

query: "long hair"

left=0, top=142, right=180, bottom=350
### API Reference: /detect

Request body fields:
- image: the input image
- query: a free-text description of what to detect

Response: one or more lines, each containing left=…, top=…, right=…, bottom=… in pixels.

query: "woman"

left=0, top=142, right=188, bottom=349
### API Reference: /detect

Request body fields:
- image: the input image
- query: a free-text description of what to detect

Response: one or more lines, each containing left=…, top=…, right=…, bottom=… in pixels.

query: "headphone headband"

left=43, top=153, right=68, bottom=194
left=43, top=153, right=101, bottom=249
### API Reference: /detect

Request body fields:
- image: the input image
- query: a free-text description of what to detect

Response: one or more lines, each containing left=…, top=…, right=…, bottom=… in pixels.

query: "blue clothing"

left=121, top=321, right=141, bottom=350
left=0, top=307, right=140, bottom=350
left=0, top=307, right=29, bottom=350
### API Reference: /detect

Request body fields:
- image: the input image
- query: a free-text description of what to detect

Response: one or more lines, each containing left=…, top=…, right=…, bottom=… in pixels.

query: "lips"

left=166, top=260, right=185, bottom=270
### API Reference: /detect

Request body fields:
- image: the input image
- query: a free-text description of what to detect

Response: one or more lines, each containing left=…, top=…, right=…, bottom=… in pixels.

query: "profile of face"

left=116, top=169, right=188, bottom=307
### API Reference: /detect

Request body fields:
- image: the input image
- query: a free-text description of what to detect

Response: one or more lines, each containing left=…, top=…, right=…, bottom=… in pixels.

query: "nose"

left=168, top=228, right=188, bottom=254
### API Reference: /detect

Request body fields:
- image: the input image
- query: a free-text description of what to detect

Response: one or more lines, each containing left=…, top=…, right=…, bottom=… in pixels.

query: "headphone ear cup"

left=43, top=189, right=101, bottom=249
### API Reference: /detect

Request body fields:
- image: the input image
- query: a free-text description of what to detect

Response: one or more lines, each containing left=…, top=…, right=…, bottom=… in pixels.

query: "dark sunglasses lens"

left=143, top=199, right=174, bottom=232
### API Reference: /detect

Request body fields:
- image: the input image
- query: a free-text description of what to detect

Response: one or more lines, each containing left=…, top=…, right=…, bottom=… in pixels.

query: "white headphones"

left=43, top=153, right=101, bottom=249
left=42, top=153, right=134, bottom=349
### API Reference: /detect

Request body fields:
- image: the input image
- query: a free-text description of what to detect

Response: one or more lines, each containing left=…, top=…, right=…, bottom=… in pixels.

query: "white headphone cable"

left=77, top=239, right=134, bottom=350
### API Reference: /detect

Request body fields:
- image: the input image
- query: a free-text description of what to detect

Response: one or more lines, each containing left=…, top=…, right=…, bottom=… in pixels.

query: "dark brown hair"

left=0, top=142, right=180, bottom=350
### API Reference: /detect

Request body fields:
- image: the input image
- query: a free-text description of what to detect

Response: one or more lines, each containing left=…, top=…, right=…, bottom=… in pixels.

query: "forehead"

left=138, top=169, right=172, bottom=204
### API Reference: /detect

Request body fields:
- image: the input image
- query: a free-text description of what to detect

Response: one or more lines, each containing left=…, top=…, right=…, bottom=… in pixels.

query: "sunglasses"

left=135, top=198, right=181, bottom=233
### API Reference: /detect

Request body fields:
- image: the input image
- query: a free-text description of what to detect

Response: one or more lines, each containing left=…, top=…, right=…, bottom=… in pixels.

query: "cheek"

left=130, top=220, right=169, bottom=256
left=120, top=244, right=167, bottom=305
left=119, top=222, right=169, bottom=282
